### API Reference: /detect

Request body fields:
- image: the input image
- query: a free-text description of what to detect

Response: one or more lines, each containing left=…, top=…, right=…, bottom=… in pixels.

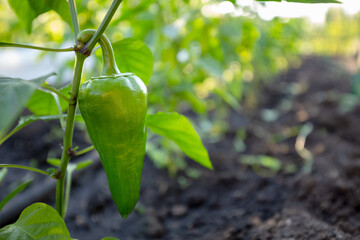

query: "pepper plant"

left=0, top=0, right=212, bottom=238
left=0, top=0, right=341, bottom=239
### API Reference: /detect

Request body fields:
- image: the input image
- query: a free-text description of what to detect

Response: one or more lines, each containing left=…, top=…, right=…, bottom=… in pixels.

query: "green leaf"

left=0, top=203, right=71, bottom=240
left=213, top=88, right=241, bottom=111
left=147, top=112, right=213, bottom=169
left=0, top=73, right=55, bottom=138
left=197, top=56, right=223, bottom=78
left=47, top=158, right=61, bottom=167
left=0, top=180, right=32, bottom=212
left=113, top=38, right=154, bottom=85
left=0, top=169, right=7, bottom=185
left=8, top=0, right=72, bottom=34
left=240, top=155, right=282, bottom=177
left=27, top=85, right=71, bottom=116
left=256, top=0, right=341, bottom=3
left=47, top=158, right=92, bottom=171
left=75, top=160, right=93, bottom=171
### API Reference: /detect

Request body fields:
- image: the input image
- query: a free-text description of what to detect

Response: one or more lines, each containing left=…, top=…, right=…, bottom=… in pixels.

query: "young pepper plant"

left=0, top=0, right=212, bottom=238
left=0, top=0, right=341, bottom=238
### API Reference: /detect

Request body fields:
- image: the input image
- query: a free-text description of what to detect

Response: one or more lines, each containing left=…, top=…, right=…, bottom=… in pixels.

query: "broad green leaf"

left=113, top=38, right=154, bottom=85
left=8, top=0, right=72, bottom=34
left=0, top=73, right=55, bottom=138
left=147, top=112, right=213, bottom=169
left=27, top=85, right=71, bottom=116
left=256, top=0, right=341, bottom=3
left=0, top=169, right=7, bottom=184
left=0, top=180, right=32, bottom=212
left=0, top=203, right=71, bottom=240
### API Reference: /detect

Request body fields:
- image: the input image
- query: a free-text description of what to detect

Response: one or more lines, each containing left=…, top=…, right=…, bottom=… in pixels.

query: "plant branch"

left=67, top=0, right=80, bottom=40
left=63, top=165, right=76, bottom=218
left=74, top=145, right=95, bottom=156
left=51, top=93, right=66, bottom=129
left=80, top=0, right=123, bottom=54
left=0, top=164, right=51, bottom=176
left=41, top=82, right=73, bottom=103
left=0, top=42, right=74, bottom=52
left=56, top=53, right=86, bottom=217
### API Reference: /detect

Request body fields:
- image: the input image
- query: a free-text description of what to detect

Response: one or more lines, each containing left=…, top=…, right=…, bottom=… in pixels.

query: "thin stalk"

left=80, top=0, right=123, bottom=54
left=0, top=42, right=74, bottom=52
left=0, top=115, right=70, bottom=146
left=74, top=145, right=95, bottom=156
left=41, top=83, right=73, bottom=103
left=67, top=0, right=80, bottom=40
left=51, top=93, right=66, bottom=129
left=0, top=128, right=19, bottom=146
left=0, top=164, right=51, bottom=176
left=63, top=167, right=75, bottom=218
left=77, top=29, right=119, bottom=75
left=56, top=53, right=86, bottom=217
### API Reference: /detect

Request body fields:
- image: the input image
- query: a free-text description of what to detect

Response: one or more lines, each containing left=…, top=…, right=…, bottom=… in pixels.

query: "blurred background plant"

left=1, top=0, right=359, bottom=178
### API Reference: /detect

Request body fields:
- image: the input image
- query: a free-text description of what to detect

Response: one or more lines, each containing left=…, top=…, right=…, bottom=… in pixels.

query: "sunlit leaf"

left=8, top=0, right=72, bottom=34
left=0, top=203, right=71, bottom=240
left=113, top=38, right=153, bottom=85
left=147, top=112, right=213, bottom=169
left=0, top=73, right=55, bottom=138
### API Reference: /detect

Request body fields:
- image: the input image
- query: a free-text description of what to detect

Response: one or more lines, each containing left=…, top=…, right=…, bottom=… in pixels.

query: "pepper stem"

left=77, top=29, right=120, bottom=76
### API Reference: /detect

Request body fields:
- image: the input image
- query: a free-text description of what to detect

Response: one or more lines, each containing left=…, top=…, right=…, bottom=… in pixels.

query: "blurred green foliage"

left=0, top=0, right=310, bottom=173
left=309, top=8, right=360, bottom=56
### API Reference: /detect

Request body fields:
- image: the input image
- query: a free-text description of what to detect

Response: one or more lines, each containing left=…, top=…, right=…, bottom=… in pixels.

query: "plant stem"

left=55, top=53, right=86, bottom=217
left=77, top=29, right=119, bottom=75
left=41, top=82, right=73, bottom=103
left=67, top=0, right=80, bottom=40
left=80, top=0, right=123, bottom=54
left=63, top=166, right=76, bottom=218
left=74, top=145, right=95, bottom=156
left=0, top=42, right=74, bottom=52
left=0, top=164, right=51, bottom=176
left=51, top=93, right=66, bottom=129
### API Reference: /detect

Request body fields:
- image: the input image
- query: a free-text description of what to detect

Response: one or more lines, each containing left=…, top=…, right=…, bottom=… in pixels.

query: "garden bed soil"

left=1, top=56, right=360, bottom=239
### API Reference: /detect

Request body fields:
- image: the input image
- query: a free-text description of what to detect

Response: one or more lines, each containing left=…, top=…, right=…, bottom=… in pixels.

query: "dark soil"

left=1, top=56, right=360, bottom=239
